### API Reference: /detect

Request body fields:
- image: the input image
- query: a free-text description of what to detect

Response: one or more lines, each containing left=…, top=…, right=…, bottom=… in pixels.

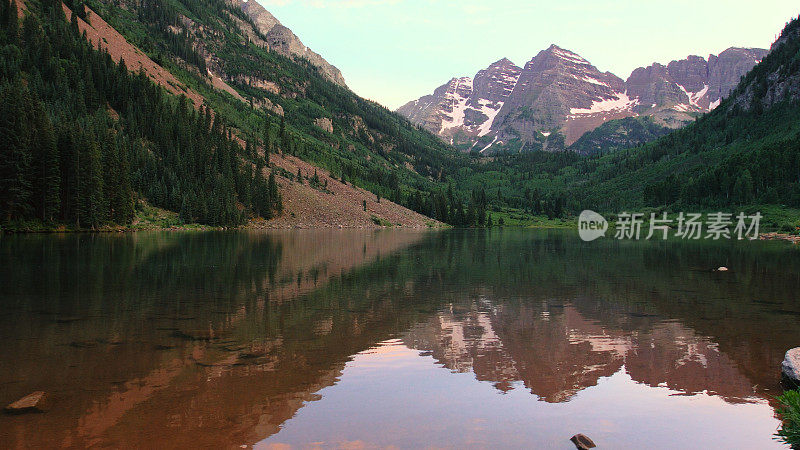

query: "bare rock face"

left=783, top=347, right=800, bottom=383
left=707, top=48, right=767, bottom=105
left=314, top=117, right=334, bottom=134
left=471, top=58, right=521, bottom=106
left=397, top=58, right=522, bottom=147
left=5, top=391, right=48, bottom=414
left=398, top=45, right=766, bottom=153
left=730, top=22, right=800, bottom=113
left=495, top=45, right=628, bottom=148
left=230, top=0, right=347, bottom=87
left=627, top=63, right=683, bottom=109
left=668, top=55, right=710, bottom=93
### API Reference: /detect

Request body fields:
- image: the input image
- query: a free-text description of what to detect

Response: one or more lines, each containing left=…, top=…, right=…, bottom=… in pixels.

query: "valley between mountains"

left=1, top=0, right=800, bottom=232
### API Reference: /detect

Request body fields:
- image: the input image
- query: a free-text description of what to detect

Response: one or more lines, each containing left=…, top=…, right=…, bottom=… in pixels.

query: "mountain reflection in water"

left=0, top=229, right=796, bottom=448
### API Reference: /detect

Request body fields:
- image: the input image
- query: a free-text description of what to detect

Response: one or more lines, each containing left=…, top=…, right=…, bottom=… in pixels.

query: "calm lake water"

left=0, top=229, right=798, bottom=449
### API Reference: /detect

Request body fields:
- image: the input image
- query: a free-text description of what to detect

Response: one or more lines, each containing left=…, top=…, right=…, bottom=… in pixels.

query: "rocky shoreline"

left=760, top=232, right=800, bottom=244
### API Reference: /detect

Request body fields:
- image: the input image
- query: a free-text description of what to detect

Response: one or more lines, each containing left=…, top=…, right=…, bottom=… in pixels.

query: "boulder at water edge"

left=783, top=348, right=800, bottom=384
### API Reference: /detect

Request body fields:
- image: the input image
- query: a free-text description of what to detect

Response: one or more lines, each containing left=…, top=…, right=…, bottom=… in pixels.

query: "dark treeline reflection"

left=0, top=229, right=798, bottom=447
left=1, top=232, right=282, bottom=322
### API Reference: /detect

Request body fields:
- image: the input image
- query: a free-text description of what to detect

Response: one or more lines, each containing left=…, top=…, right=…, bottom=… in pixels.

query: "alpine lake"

left=1, top=229, right=798, bottom=448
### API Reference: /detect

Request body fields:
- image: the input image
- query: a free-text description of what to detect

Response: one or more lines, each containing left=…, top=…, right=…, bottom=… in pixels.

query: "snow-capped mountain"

left=398, top=46, right=767, bottom=153
left=397, top=58, right=521, bottom=147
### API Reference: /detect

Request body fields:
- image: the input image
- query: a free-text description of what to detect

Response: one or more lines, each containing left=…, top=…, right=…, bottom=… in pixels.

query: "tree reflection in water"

left=0, top=229, right=796, bottom=448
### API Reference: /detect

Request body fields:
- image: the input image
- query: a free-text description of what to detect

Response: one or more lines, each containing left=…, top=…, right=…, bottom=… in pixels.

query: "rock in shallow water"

left=783, top=347, right=800, bottom=383
left=570, top=433, right=596, bottom=449
left=5, top=391, right=48, bottom=414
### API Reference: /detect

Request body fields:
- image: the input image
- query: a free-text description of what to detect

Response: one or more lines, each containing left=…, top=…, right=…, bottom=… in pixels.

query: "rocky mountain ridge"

left=398, top=45, right=767, bottom=153
left=231, top=0, right=347, bottom=87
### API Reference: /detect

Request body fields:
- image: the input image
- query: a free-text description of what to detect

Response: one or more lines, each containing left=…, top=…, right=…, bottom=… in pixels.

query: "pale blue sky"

left=257, top=0, right=799, bottom=109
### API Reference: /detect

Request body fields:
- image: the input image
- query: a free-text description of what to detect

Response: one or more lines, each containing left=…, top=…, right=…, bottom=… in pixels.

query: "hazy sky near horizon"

left=256, top=0, right=799, bottom=109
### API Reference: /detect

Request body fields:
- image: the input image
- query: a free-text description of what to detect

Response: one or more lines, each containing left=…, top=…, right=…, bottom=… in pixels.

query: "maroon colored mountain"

left=398, top=45, right=767, bottom=153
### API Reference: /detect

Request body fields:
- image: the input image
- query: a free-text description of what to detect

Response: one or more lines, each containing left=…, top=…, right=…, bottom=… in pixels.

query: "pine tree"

left=0, top=79, right=32, bottom=221
left=263, top=117, right=272, bottom=154
left=733, top=169, right=755, bottom=204
left=30, top=97, right=60, bottom=221
left=76, top=132, right=104, bottom=228
left=268, top=170, right=280, bottom=214
left=279, top=115, right=287, bottom=151
left=114, top=141, right=134, bottom=223
left=5, top=0, right=19, bottom=45
left=179, top=193, right=191, bottom=223
left=57, top=125, right=78, bottom=223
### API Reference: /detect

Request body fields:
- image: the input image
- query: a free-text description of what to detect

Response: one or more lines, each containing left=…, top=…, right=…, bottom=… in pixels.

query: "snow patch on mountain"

left=480, top=136, right=499, bottom=153
left=677, top=83, right=709, bottom=108
left=691, top=84, right=709, bottom=105
left=569, top=92, right=638, bottom=115
left=476, top=100, right=503, bottom=137
left=552, top=47, right=590, bottom=65
left=440, top=77, right=473, bottom=133
left=577, top=75, right=610, bottom=87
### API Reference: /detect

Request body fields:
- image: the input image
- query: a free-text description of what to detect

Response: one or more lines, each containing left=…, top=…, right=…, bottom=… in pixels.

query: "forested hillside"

left=81, top=0, right=488, bottom=225
left=0, top=0, right=281, bottom=228
left=566, top=16, right=800, bottom=214
left=0, top=0, right=493, bottom=230
left=567, top=117, right=672, bottom=156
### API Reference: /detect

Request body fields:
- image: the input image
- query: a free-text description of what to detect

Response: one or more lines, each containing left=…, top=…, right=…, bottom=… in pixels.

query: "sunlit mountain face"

left=1, top=230, right=796, bottom=448
left=398, top=46, right=767, bottom=153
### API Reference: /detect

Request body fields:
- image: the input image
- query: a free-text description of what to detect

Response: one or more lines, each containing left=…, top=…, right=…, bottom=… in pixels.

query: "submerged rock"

left=783, top=347, right=800, bottom=383
left=172, top=329, right=227, bottom=341
left=5, top=391, right=48, bottom=414
left=570, top=434, right=596, bottom=450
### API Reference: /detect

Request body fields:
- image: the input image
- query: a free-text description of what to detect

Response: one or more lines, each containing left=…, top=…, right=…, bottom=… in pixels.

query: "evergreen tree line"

left=403, top=187, right=489, bottom=227
left=138, top=0, right=207, bottom=73
left=94, top=0, right=482, bottom=225
left=0, top=0, right=280, bottom=228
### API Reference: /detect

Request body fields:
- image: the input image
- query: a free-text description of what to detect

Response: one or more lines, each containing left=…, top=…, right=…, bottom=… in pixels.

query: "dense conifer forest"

left=0, top=0, right=283, bottom=228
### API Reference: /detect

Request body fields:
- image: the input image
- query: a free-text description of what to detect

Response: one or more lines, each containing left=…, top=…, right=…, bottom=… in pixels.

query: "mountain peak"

left=533, top=45, right=591, bottom=67
left=231, top=0, right=347, bottom=87
left=491, top=57, right=516, bottom=66
left=399, top=43, right=765, bottom=153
